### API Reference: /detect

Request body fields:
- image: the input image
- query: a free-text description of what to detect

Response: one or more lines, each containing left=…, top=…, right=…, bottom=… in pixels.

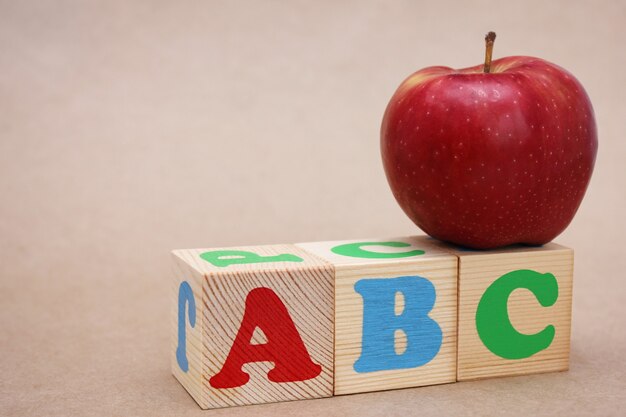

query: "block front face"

left=297, top=237, right=458, bottom=395
left=453, top=244, right=574, bottom=381
left=174, top=245, right=334, bottom=409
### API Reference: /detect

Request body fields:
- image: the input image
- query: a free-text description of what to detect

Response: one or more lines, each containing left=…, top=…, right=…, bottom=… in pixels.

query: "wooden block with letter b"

left=171, top=244, right=334, bottom=409
left=414, top=236, right=574, bottom=381
left=296, top=237, right=458, bottom=395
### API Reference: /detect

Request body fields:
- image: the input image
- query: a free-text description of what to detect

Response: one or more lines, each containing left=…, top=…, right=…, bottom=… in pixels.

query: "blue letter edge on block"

left=177, top=281, right=196, bottom=372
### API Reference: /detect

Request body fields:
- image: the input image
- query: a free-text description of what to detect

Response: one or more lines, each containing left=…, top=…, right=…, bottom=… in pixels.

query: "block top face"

left=411, top=235, right=571, bottom=257
left=294, top=236, right=453, bottom=267
left=172, top=244, right=330, bottom=275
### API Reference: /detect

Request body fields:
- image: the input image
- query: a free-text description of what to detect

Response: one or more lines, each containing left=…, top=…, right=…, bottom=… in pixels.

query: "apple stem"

left=483, top=31, right=496, bottom=73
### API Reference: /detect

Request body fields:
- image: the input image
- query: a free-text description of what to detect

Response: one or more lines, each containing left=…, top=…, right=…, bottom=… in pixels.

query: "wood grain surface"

left=173, top=245, right=334, bottom=408
left=456, top=245, right=573, bottom=380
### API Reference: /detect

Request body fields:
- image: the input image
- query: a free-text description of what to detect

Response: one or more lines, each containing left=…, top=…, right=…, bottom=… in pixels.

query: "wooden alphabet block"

left=171, top=244, right=334, bottom=409
left=413, top=236, right=573, bottom=381
left=296, top=237, right=458, bottom=395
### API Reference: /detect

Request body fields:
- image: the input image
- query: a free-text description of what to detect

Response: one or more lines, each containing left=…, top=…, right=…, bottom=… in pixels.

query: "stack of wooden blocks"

left=172, top=235, right=573, bottom=409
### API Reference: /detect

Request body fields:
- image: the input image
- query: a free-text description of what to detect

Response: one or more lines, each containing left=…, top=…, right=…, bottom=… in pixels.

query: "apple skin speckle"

left=380, top=56, right=598, bottom=249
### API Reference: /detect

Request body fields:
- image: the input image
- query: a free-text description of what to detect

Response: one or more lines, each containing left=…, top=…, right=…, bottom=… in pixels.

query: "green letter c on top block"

left=476, top=269, right=559, bottom=360
left=331, top=241, right=425, bottom=259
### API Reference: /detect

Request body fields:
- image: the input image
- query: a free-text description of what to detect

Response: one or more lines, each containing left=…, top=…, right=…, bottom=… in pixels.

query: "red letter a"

left=209, top=287, right=322, bottom=389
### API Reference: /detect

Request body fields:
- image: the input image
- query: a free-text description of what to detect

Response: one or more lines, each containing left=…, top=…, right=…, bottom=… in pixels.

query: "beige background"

left=1, top=1, right=625, bottom=415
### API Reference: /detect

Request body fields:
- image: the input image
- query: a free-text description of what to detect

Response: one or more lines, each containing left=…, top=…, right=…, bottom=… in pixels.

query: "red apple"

left=381, top=33, right=597, bottom=249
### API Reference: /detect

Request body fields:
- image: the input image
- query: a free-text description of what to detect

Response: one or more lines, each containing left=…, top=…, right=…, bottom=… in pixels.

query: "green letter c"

left=476, top=269, right=559, bottom=360
left=330, top=241, right=425, bottom=259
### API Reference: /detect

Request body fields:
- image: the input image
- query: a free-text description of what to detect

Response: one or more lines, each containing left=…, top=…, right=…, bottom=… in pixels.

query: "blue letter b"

left=353, top=276, right=442, bottom=373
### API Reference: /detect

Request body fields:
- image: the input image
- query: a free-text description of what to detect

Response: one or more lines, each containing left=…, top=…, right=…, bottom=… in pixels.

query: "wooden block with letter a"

left=296, top=237, right=458, bottom=395
left=171, top=244, right=334, bottom=409
left=414, top=236, right=574, bottom=381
